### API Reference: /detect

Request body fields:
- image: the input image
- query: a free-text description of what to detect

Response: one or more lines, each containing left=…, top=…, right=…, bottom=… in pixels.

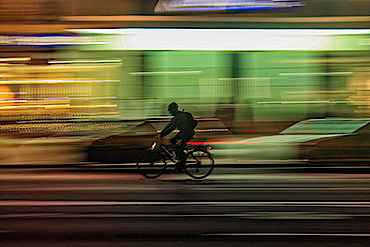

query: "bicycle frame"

left=151, top=141, right=206, bottom=165
left=151, top=141, right=177, bottom=164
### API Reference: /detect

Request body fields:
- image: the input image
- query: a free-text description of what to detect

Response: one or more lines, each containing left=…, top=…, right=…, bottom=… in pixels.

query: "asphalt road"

left=1, top=165, right=370, bottom=247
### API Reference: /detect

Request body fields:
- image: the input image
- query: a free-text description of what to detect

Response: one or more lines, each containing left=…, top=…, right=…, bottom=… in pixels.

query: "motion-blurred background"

left=1, top=2, right=370, bottom=247
left=0, top=0, right=369, bottom=165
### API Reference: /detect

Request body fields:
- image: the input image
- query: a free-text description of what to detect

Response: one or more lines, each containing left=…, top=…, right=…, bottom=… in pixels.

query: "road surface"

left=1, top=165, right=370, bottom=246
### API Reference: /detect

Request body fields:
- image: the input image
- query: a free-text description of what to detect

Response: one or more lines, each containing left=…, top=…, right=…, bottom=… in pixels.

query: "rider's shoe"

left=175, top=161, right=185, bottom=173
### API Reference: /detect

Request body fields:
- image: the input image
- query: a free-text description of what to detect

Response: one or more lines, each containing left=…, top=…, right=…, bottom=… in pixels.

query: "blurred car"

left=86, top=118, right=231, bottom=164
left=209, top=118, right=370, bottom=164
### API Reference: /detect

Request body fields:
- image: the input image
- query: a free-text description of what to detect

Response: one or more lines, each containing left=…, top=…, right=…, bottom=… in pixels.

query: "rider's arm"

left=160, top=118, right=176, bottom=137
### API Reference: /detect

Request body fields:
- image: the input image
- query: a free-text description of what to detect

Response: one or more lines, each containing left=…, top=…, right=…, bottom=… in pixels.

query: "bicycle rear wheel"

left=137, top=149, right=167, bottom=179
left=185, top=148, right=214, bottom=179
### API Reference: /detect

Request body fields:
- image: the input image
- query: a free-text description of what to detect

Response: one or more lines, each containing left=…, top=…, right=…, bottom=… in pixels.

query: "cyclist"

left=160, top=102, right=198, bottom=168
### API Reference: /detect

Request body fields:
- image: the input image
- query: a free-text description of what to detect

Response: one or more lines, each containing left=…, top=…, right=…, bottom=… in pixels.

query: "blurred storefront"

left=0, top=33, right=122, bottom=136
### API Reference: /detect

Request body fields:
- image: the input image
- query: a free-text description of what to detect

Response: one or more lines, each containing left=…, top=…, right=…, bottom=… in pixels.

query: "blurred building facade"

left=0, top=0, right=369, bottom=136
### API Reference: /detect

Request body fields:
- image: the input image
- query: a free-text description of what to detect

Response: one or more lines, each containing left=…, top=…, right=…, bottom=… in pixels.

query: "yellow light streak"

left=48, top=59, right=122, bottom=64
left=68, top=105, right=118, bottom=109
left=0, top=100, right=27, bottom=103
left=0, top=79, right=119, bottom=84
left=0, top=64, right=121, bottom=73
left=195, top=129, right=230, bottom=132
left=0, top=57, right=31, bottom=63
left=0, top=105, right=69, bottom=110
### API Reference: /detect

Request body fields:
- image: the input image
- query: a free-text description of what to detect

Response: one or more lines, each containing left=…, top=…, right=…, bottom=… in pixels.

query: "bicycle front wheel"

left=185, top=148, right=214, bottom=179
left=137, top=149, right=167, bottom=179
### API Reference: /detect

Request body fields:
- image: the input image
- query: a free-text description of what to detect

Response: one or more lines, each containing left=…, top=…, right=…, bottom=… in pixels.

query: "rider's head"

left=168, top=102, right=179, bottom=116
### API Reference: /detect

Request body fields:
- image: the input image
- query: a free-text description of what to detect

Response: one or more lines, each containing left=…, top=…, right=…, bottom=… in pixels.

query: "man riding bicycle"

left=137, top=102, right=213, bottom=179
left=160, top=102, right=198, bottom=168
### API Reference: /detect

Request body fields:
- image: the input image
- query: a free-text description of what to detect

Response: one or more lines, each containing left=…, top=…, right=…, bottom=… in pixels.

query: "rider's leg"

left=177, top=134, right=193, bottom=165
left=174, top=138, right=187, bottom=172
left=170, top=132, right=182, bottom=160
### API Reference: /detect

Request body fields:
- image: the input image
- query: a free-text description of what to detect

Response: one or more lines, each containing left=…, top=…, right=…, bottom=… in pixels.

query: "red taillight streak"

left=188, top=141, right=263, bottom=145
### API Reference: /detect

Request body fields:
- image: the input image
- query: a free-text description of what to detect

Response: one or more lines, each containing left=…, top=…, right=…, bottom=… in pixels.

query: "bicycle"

left=136, top=138, right=214, bottom=179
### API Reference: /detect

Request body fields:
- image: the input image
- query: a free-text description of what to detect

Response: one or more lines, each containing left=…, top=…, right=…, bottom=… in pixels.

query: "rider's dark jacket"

left=160, top=111, right=196, bottom=138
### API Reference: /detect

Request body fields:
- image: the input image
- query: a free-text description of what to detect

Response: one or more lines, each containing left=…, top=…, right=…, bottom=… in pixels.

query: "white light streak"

left=280, top=72, right=353, bottom=76
left=70, top=28, right=370, bottom=51
left=130, top=71, right=202, bottom=75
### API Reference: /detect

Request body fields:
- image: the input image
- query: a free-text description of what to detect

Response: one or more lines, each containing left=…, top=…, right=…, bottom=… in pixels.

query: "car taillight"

left=151, top=142, right=157, bottom=150
left=207, top=146, right=213, bottom=151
